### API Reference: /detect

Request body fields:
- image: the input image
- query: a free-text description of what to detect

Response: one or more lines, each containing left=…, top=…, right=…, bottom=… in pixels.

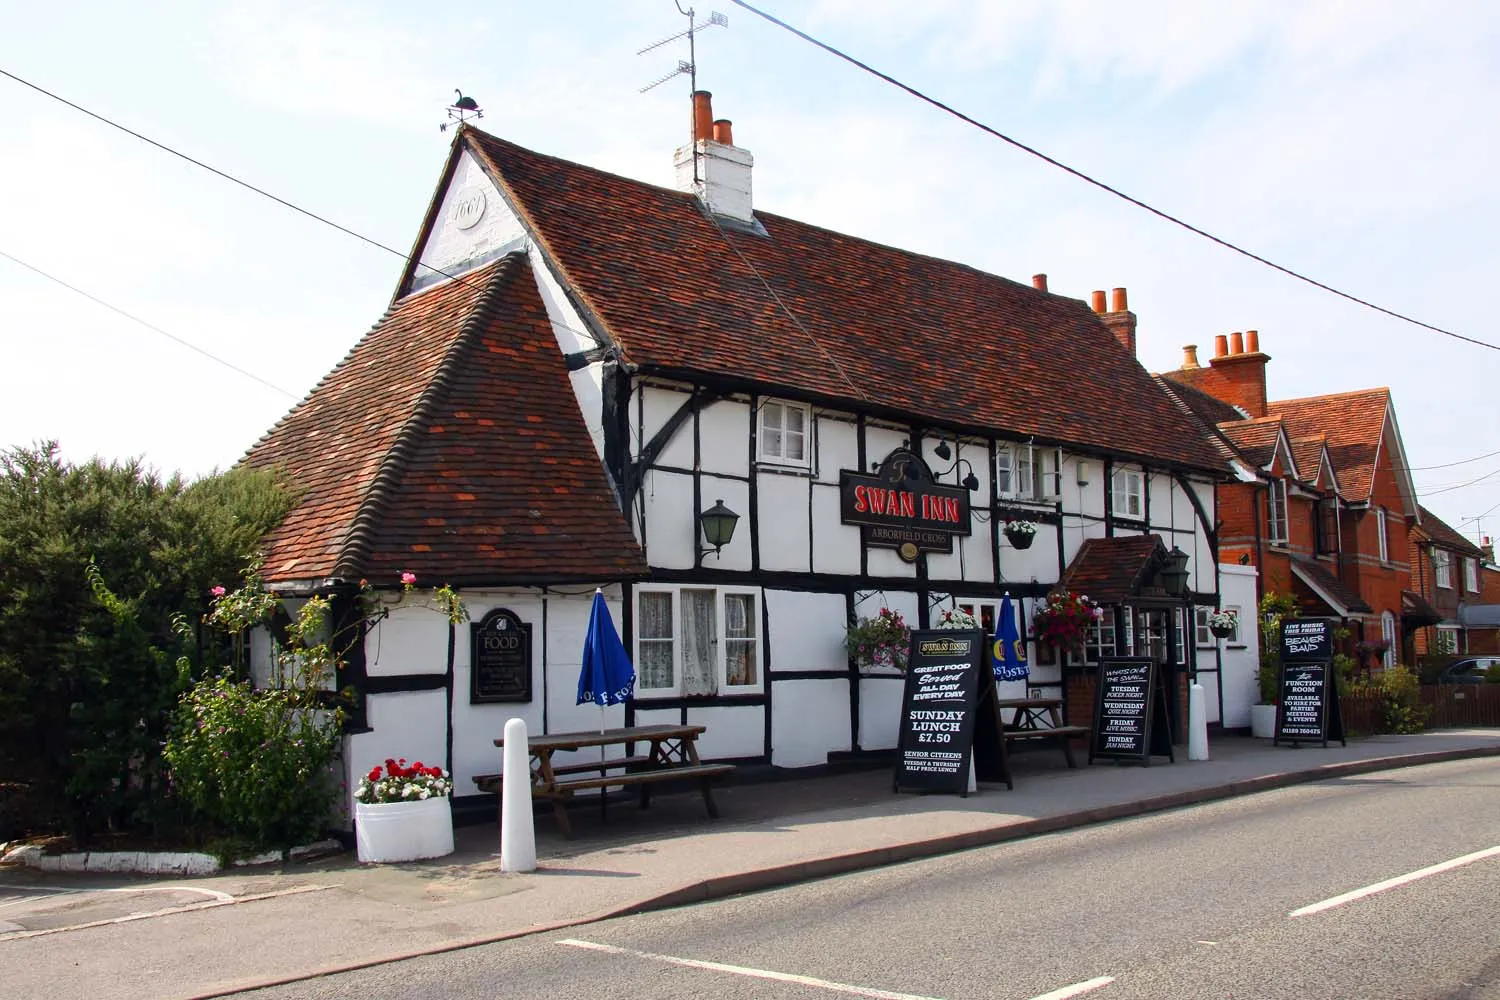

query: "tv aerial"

left=440, top=89, right=483, bottom=132
left=637, top=4, right=727, bottom=94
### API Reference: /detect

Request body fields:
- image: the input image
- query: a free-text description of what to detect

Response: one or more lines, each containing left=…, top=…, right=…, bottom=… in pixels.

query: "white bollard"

left=1188, top=683, right=1210, bottom=761
left=500, top=717, right=536, bottom=872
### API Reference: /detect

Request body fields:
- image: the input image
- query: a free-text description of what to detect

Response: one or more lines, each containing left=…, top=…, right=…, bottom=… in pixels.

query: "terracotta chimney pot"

left=1230, top=331, right=1245, bottom=355
left=1182, top=344, right=1200, bottom=369
left=1032, top=274, right=1048, bottom=291
left=712, top=118, right=733, bottom=144
left=1214, top=334, right=1229, bottom=358
left=691, top=90, right=713, bottom=142
left=1246, top=329, right=1260, bottom=353
left=1091, top=290, right=1107, bottom=314
left=1111, top=287, right=1128, bottom=312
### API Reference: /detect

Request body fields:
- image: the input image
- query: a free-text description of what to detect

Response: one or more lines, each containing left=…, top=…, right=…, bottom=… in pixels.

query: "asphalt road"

left=244, top=757, right=1500, bottom=1000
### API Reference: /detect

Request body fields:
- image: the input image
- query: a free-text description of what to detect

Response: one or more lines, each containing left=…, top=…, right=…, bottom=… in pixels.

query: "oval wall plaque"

left=448, top=187, right=487, bottom=230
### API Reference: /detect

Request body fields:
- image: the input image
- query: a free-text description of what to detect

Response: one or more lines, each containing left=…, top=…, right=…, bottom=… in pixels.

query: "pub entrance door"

left=1129, top=605, right=1184, bottom=745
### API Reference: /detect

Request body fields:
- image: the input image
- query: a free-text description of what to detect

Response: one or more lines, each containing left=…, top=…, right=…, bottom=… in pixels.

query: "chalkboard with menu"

left=469, top=608, right=533, bottom=704
left=1281, top=618, right=1333, bottom=663
left=1275, top=621, right=1345, bottom=747
left=1088, top=657, right=1174, bottom=765
left=894, top=630, right=1009, bottom=795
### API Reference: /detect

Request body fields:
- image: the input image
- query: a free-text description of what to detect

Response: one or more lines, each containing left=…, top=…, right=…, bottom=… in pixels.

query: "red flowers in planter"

left=1032, top=591, right=1104, bottom=651
left=356, top=757, right=453, bottom=803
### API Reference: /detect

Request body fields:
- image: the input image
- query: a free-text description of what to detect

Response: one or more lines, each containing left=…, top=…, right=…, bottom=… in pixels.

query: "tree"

left=0, top=442, right=295, bottom=842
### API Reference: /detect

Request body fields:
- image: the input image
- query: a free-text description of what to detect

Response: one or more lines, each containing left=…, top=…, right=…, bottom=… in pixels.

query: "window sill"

left=634, top=690, right=766, bottom=701
left=754, top=460, right=813, bottom=477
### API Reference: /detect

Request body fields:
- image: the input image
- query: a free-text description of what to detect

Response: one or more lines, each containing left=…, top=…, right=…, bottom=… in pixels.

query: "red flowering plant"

left=1031, top=591, right=1103, bottom=652
left=845, top=606, right=911, bottom=672
left=355, top=758, right=454, bottom=804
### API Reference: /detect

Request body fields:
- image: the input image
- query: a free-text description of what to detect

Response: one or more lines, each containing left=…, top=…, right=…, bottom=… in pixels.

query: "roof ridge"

left=332, top=253, right=525, bottom=580
left=1269, top=386, right=1390, bottom=406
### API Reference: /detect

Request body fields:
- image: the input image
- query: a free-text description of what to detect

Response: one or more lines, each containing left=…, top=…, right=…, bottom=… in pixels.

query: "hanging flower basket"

left=846, top=607, right=910, bottom=672
left=1207, top=609, right=1237, bottom=639
left=1032, top=591, right=1102, bottom=653
left=1004, top=519, right=1037, bottom=550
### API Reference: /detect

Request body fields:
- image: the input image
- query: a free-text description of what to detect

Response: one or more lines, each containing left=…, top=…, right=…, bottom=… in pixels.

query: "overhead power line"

left=1409, top=447, right=1500, bottom=472
left=0, top=247, right=297, bottom=399
left=730, top=0, right=1500, bottom=354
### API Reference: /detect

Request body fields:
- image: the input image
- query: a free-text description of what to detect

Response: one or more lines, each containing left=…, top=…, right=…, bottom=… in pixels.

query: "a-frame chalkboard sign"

left=1088, top=657, right=1174, bottom=765
left=1274, top=618, right=1346, bottom=747
left=894, top=629, right=1011, bottom=795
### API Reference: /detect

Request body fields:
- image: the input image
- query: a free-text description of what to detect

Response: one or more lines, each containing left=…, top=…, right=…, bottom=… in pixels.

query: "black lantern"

left=698, top=499, right=740, bottom=557
left=1159, top=546, right=1191, bottom=597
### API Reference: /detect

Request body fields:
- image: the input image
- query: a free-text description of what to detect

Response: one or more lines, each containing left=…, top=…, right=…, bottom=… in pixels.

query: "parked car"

left=1436, top=657, right=1500, bottom=683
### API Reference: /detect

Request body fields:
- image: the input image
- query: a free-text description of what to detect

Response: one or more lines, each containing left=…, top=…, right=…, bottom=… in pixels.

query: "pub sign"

left=469, top=607, right=533, bottom=704
left=840, top=448, right=971, bottom=562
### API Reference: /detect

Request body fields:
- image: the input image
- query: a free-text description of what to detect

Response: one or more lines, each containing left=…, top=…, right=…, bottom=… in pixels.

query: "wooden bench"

left=1003, top=725, right=1090, bottom=768
left=492, top=724, right=733, bottom=837
left=472, top=754, right=651, bottom=793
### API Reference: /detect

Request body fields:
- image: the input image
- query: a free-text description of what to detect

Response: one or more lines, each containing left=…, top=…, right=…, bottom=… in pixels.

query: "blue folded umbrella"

left=993, top=593, right=1030, bottom=682
left=578, top=589, right=636, bottom=708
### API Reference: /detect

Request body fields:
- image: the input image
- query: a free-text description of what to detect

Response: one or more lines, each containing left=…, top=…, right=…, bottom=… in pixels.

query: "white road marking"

left=99, top=885, right=234, bottom=902
left=0, top=883, right=334, bottom=940
left=1290, top=844, right=1500, bottom=918
left=557, top=938, right=947, bottom=1000
left=1025, top=976, right=1116, bottom=1000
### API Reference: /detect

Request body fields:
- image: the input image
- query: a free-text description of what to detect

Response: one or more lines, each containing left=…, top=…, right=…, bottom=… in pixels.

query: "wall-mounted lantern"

left=1159, top=546, right=1191, bottom=597
left=698, top=499, right=740, bottom=558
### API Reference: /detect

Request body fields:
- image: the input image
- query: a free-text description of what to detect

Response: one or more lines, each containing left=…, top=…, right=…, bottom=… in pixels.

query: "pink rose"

left=400, top=571, right=417, bottom=585
left=210, top=586, right=226, bottom=597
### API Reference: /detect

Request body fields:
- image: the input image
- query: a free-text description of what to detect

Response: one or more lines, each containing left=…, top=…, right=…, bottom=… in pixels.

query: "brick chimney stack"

left=1091, top=286, right=1137, bottom=356
left=1482, top=536, right=1495, bottom=566
left=1206, top=328, right=1271, bottom=417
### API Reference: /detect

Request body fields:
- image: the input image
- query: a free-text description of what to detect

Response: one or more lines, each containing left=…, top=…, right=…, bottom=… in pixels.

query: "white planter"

left=355, top=796, right=454, bottom=863
left=1250, top=703, right=1278, bottom=739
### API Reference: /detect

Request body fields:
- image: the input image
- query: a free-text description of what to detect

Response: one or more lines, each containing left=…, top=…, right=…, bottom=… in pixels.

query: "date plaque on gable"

left=448, top=187, right=487, bottom=230
left=840, top=447, right=971, bottom=562
left=470, top=607, right=532, bottom=704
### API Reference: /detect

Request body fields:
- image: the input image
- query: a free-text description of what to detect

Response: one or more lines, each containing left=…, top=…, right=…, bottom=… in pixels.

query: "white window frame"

left=1434, top=626, right=1459, bottom=655
left=1194, top=605, right=1242, bottom=647
left=1465, top=557, right=1479, bottom=593
left=757, top=399, right=811, bottom=469
left=1376, top=507, right=1389, bottom=563
left=1266, top=479, right=1288, bottom=547
left=998, top=444, right=1043, bottom=500
left=1435, top=549, right=1453, bottom=589
left=1380, top=610, right=1396, bottom=668
left=1111, top=468, right=1143, bottom=519
left=633, top=586, right=764, bottom=697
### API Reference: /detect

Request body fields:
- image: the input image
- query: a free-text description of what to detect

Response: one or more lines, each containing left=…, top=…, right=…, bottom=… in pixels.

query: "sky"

left=2, top=1, right=1497, bottom=546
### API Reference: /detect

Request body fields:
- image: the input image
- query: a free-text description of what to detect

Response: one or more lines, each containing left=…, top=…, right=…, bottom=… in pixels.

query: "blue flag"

left=993, top=594, right=1030, bottom=682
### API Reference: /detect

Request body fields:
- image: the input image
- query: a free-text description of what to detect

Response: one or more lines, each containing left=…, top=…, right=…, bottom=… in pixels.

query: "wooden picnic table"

left=994, top=697, right=1088, bottom=769
left=479, top=723, right=734, bottom=837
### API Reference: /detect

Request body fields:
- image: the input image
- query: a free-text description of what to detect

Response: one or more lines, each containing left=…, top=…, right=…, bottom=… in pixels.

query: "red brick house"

left=1407, top=506, right=1486, bottom=657
left=1161, top=333, right=1419, bottom=668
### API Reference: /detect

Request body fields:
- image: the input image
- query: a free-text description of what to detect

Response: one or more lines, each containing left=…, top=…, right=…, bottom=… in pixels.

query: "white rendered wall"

left=759, top=472, right=812, bottom=573
left=414, top=150, right=525, bottom=286
left=347, top=689, right=448, bottom=807
left=766, top=589, right=848, bottom=672
left=772, top=679, right=849, bottom=766
left=687, top=704, right=764, bottom=759
left=1216, top=563, right=1261, bottom=728
left=858, top=677, right=905, bottom=749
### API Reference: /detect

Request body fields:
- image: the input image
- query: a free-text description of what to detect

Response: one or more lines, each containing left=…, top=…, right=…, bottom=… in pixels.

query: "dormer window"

left=758, top=400, right=810, bottom=468
left=1266, top=479, right=1288, bottom=547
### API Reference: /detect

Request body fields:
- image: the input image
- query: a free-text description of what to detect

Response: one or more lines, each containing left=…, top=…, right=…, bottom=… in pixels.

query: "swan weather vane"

left=440, top=90, right=483, bottom=132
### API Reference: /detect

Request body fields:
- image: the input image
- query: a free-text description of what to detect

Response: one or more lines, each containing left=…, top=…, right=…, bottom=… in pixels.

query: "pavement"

left=1, top=729, right=1498, bottom=1000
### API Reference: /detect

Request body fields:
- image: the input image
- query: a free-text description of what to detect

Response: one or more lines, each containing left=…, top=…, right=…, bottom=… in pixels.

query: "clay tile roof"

left=243, top=255, right=646, bottom=586
left=1415, top=505, right=1484, bottom=557
left=1058, top=534, right=1169, bottom=605
left=1155, top=372, right=1247, bottom=426
left=1290, top=436, right=1330, bottom=488
left=1268, top=388, right=1389, bottom=499
left=465, top=130, right=1224, bottom=473
left=1216, top=416, right=1286, bottom=471
left=1150, top=376, right=1242, bottom=468
left=1290, top=558, right=1372, bottom=615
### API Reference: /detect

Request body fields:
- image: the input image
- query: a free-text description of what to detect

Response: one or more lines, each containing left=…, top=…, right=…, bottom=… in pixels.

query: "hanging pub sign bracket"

left=840, top=447, right=972, bottom=563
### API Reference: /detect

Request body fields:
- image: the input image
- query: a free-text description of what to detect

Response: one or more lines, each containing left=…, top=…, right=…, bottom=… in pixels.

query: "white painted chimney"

left=673, top=91, right=754, bottom=225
